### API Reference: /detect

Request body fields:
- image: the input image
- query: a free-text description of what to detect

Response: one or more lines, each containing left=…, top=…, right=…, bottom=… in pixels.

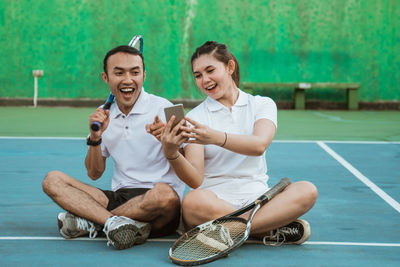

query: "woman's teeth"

left=206, top=84, right=216, bottom=90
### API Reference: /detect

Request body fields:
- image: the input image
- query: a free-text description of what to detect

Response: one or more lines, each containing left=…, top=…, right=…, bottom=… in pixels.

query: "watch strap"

left=86, top=136, right=102, bottom=146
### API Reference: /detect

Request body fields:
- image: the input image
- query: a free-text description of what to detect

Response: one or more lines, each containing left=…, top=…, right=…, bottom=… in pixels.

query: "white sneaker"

left=57, top=212, right=100, bottom=239
left=263, top=219, right=310, bottom=246
left=103, top=216, right=151, bottom=250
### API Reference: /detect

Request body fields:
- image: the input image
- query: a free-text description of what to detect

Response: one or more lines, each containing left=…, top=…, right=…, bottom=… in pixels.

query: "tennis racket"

left=90, top=34, right=144, bottom=131
left=128, top=34, right=144, bottom=53
left=169, top=177, right=291, bottom=266
left=90, top=93, right=115, bottom=131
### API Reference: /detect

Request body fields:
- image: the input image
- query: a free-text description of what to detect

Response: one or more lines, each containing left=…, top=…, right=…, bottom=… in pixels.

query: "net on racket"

left=170, top=217, right=247, bottom=265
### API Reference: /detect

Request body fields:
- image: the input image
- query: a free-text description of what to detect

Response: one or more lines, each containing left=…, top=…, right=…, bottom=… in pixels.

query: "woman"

left=149, top=41, right=317, bottom=245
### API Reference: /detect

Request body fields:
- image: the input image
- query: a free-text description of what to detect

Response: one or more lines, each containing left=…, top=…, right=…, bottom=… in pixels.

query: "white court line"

left=1, top=237, right=400, bottom=247
left=274, top=140, right=400, bottom=144
left=304, top=241, right=400, bottom=247
left=317, top=141, right=400, bottom=213
left=1, top=136, right=399, bottom=144
left=322, top=140, right=400, bottom=144
left=0, top=136, right=84, bottom=140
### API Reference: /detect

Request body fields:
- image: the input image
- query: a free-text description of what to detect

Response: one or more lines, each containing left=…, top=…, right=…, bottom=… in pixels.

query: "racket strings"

left=171, top=219, right=247, bottom=261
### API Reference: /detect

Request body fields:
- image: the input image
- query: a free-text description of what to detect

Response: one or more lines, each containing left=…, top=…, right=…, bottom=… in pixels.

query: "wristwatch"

left=86, top=136, right=102, bottom=146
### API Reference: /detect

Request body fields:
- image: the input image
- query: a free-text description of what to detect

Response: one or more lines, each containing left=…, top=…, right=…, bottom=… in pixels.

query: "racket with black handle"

left=90, top=34, right=144, bottom=131
left=169, top=177, right=291, bottom=266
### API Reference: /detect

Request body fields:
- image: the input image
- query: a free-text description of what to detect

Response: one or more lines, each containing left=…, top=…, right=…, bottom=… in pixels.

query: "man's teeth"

left=120, top=88, right=134, bottom=92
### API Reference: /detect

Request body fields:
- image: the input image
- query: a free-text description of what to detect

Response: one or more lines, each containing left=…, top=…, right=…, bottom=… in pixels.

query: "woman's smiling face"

left=192, top=54, right=234, bottom=100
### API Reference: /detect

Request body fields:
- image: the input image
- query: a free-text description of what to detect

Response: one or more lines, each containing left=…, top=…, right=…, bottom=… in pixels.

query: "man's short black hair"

left=103, top=45, right=145, bottom=74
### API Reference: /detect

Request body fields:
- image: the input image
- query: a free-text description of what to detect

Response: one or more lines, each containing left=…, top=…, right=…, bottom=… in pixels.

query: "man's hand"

left=146, top=115, right=165, bottom=141
left=89, top=108, right=110, bottom=140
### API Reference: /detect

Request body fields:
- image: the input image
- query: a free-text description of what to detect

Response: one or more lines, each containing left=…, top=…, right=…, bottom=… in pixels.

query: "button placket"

left=231, top=107, right=241, bottom=133
left=226, top=109, right=235, bottom=132
left=123, top=115, right=129, bottom=138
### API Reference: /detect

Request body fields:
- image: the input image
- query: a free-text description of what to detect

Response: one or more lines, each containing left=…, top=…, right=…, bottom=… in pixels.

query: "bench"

left=241, top=82, right=361, bottom=110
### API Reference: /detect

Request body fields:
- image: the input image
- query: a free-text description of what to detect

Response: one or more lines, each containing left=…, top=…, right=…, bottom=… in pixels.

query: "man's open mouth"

left=120, top=87, right=135, bottom=93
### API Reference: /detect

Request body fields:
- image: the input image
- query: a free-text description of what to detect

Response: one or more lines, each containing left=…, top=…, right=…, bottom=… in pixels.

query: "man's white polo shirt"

left=186, top=89, right=277, bottom=198
left=99, top=88, right=185, bottom=199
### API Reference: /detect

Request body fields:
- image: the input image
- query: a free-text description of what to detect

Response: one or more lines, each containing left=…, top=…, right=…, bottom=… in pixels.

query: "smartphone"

left=164, top=104, right=185, bottom=129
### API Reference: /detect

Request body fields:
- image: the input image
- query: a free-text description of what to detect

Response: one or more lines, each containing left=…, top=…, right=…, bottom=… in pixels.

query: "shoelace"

left=76, top=217, right=98, bottom=238
left=103, top=216, right=116, bottom=246
left=262, top=227, right=299, bottom=246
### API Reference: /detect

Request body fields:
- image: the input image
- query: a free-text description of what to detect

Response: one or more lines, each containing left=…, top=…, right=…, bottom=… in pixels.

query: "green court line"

left=0, top=107, right=399, bottom=141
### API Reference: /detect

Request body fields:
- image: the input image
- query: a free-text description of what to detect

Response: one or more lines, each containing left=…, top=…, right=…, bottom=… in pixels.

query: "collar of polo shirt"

left=110, top=87, right=149, bottom=118
left=205, top=89, right=249, bottom=112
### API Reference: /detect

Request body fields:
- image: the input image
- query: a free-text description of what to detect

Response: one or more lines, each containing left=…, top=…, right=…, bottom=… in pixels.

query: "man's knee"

left=42, top=170, right=66, bottom=195
left=151, top=183, right=180, bottom=210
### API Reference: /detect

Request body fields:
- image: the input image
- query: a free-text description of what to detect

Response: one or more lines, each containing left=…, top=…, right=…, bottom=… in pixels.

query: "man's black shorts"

left=101, top=188, right=150, bottom=211
left=100, top=187, right=180, bottom=237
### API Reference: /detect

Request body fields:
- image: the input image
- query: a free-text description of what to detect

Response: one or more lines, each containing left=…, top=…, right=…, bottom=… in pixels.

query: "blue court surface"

left=0, top=137, right=399, bottom=266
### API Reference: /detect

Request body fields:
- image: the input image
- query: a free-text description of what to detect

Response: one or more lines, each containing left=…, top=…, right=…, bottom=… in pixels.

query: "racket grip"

left=262, top=178, right=291, bottom=203
left=91, top=121, right=102, bottom=131
left=91, top=104, right=109, bottom=131
left=90, top=94, right=114, bottom=132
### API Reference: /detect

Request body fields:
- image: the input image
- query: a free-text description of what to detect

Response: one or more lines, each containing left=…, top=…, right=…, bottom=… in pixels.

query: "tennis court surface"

left=0, top=108, right=399, bottom=266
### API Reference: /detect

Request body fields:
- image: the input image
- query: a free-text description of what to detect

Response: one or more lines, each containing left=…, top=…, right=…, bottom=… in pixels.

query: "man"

left=42, top=45, right=185, bottom=250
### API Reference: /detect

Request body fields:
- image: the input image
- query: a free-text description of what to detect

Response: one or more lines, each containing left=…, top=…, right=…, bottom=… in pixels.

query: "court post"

left=32, top=70, right=44, bottom=108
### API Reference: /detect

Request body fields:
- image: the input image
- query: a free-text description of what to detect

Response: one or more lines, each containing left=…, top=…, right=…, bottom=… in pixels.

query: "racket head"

left=169, top=217, right=248, bottom=266
left=128, top=34, right=143, bottom=53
